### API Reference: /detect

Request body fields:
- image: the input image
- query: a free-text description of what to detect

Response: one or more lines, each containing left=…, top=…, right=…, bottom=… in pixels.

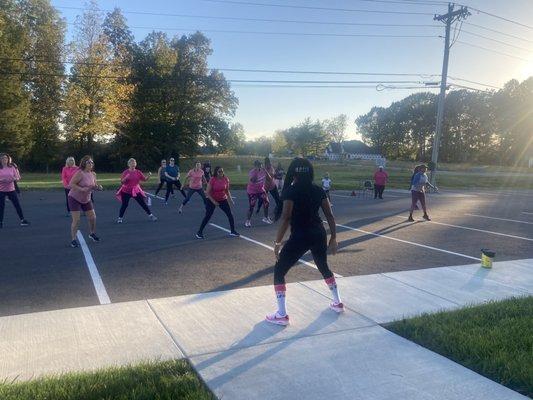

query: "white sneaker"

left=116, top=217, right=123, bottom=224
left=265, top=312, right=289, bottom=326
left=329, top=302, right=345, bottom=313
left=244, top=220, right=251, bottom=228
left=149, top=214, right=157, bottom=222
left=262, top=217, right=273, bottom=225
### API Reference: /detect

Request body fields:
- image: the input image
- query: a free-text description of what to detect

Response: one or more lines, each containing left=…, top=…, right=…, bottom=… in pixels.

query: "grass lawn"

left=386, top=296, right=533, bottom=398
left=17, top=156, right=533, bottom=190
left=0, top=360, right=214, bottom=400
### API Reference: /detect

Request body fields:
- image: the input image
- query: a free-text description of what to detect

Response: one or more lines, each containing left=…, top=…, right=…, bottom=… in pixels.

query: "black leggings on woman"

left=119, top=193, right=151, bottom=218
left=155, top=179, right=166, bottom=196
left=198, top=199, right=235, bottom=234
left=165, top=180, right=186, bottom=202
left=0, top=191, right=25, bottom=223
left=274, top=227, right=334, bottom=285
left=256, top=188, right=282, bottom=218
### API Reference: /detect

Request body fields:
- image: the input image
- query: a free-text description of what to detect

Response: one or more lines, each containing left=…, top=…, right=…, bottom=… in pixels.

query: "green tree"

left=324, top=114, right=348, bottom=144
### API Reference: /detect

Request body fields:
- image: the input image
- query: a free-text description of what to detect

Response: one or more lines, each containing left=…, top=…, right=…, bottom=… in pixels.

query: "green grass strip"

left=0, top=360, right=215, bottom=400
left=386, top=296, right=533, bottom=397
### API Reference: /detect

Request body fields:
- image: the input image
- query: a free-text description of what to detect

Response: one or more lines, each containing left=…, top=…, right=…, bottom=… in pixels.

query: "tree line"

left=356, top=79, right=533, bottom=166
left=1, top=0, right=239, bottom=171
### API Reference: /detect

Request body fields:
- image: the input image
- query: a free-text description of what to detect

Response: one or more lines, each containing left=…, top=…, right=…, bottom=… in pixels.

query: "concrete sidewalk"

left=1, top=259, right=531, bottom=399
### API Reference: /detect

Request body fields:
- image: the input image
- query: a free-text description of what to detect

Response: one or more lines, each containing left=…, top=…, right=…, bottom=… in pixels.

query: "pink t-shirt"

left=68, top=170, right=96, bottom=203
left=187, top=169, right=204, bottom=190
left=61, top=166, right=79, bottom=188
left=120, top=169, right=147, bottom=195
left=374, top=170, right=389, bottom=186
left=247, top=168, right=266, bottom=194
left=209, top=176, right=229, bottom=202
left=0, top=166, right=21, bottom=192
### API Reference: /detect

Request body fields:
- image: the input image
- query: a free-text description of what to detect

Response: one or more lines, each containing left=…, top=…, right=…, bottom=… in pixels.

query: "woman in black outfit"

left=266, top=157, right=343, bottom=326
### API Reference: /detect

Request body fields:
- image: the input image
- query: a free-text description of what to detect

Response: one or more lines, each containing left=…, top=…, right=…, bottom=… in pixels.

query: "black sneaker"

left=70, top=239, right=80, bottom=248
left=20, top=219, right=30, bottom=226
left=423, top=214, right=431, bottom=221
left=89, top=233, right=100, bottom=242
left=230, top=231, right=241, bottom=237
left=195, top=232, right=204, bottom=239
left=407, top=216, right=415, bottom=222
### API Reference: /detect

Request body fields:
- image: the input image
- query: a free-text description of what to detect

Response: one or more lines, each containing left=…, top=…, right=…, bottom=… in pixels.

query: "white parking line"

left=76, top=231, right=111, bottom=304
left=465, top=213, right=533, bottom=225
left=522, top=212, right=533, bottom=215
left=209, top=223, right=343, bottom=278
left=336, top=223, right=480, bottom=261
left=393, top=216, right=533, bottom=242
left=331, top=193, right=404, bottom=199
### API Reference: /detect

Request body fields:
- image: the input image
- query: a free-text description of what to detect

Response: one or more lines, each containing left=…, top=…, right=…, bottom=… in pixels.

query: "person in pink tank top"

left=0, top=153, right=29, bottom=228
left=179, top=161, right=207, bottom=214
left=61, top=156, right=78, bottom=216
left=196, top=166, right=240, bottom=239
left=115, top=158, right=157, bottom=223
left=68, top=155, right=102, bottom=248
left=245, top=160, right=272, bottom=227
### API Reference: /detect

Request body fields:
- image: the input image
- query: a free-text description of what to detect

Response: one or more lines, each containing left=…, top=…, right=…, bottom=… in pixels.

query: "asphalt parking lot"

left=1, top=187, right=532, bottom=317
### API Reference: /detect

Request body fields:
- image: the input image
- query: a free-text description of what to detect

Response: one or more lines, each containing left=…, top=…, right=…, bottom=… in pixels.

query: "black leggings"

left=155, top=179, right=166, bottom=196
left=165, top=180, right=186, bottom=201
left=274, top=227, right=333, bottom=285
left=64, top=188, right=70, bottom=212
left=0, top=191, right=24, bottom=223
left=374, top=185, right=385, bottom=198
left=257, top=188, right=282, bottom=217
left=119, top=193, right=151, bottom=218
left=182, top=188, right=207, bottom=206
left=198, top=199, right=235, bottom=234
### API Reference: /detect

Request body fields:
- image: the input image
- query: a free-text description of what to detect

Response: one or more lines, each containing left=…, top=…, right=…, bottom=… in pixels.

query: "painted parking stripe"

left=465, top=213, right=533, bottom=225
left=76, top=231, right=111, bottom=305
left=331, top=193, right=404, bottom=199
left=522, top=212, right=533, bottom=215
left=209, top=223, right=342, bottom=278
left=335, top=223, right=480, bottom=262
left=393, top=216, right=533, bottom=242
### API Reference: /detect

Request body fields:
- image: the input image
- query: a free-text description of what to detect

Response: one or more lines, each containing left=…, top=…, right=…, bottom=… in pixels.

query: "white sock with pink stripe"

left=325, top=277, right=341, bottom=304
left=274, top=284, right=287, bottom=316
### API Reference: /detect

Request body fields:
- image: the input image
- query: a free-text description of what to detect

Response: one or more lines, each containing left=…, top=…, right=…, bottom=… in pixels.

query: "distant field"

left=17, top=156, right=533, bottom=190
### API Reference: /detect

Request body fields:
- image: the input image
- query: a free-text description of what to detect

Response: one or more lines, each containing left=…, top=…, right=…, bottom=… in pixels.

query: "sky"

left=51, top=0, right=533, bottom=140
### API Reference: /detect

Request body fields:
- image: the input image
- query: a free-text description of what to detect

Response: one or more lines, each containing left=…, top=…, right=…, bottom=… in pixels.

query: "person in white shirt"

left=321, top=173, right=332, bottom=204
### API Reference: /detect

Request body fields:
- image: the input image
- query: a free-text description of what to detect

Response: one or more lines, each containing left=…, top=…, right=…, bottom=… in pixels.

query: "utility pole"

left=430, top=3, right=470, bottom=185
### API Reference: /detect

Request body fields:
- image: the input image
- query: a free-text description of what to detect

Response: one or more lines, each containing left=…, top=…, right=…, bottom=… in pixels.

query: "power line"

left=455, top=40, right=531, bottom=62
left=57, top=6, right=440, bottom=28
left=463, top=22, right=533, bottom=44
left=461, top=30, right=533, bottom=52
left=198, top=0, right=434, bottom=15
left=447, top=76, right=500, bottom=89
left=466, top=6, right=533, bottom=31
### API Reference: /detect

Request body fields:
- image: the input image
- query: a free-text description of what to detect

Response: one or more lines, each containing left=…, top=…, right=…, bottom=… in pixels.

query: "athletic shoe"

left=230, top=231, right=241, bottom=237
left=407, top=216, right=415, bottom=222
left=20, top=219, right=30, bottom=226
left=178, top=206, right=183, bottom=214
left=89, top=233, right=100, bottom=242
left=265, top=312, right=289, bottom=326
left=423, top=214, right=431, bottom=221
left=116, top=217, right=123, bottom=224
left=70, top=239, right=79, bottom=248
left=196, top=232, right=204, bottom=239
left=262, top=217, right=273, bottom=225
left=244, top=220, right=251, bottom=228
left=329, top=302, right=345, bottom=313
left=149, top=214, right=158, bottom=222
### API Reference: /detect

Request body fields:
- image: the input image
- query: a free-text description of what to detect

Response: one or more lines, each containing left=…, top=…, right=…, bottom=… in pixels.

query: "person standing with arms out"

left=179, top=161, right=207, bottom=214
left=264, top=157, right=283, bottom=221
left=116, top=158, right=157, bottom=223
left=0, top=153, right=29, bottom=228
left=321, top=172, right=332, bottom=205
left=61, top=157, right=78, bottom=216
left=154, top=159, right=167, bottom=197
left=408, top=164, right=437, bottom=222
left=266, top=158, right=343, bottom=326
left=68, top=155, right=102, bottom=247
left=373, top=166, right=388, bottom=199
left=274, top=162, right=285, bottom=191
left=196, top=166, right=240, bottom=239
left=164, top=157, right=186, bottom=204
left=245, top=160, right=272, bottom=227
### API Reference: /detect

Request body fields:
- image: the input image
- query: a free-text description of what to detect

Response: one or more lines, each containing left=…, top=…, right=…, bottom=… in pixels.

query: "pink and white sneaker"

left=329, top=302, right=345, bottom=313
left=244, top=220, right=252, bottom=228
left=265, top=312, right=290, bottom=326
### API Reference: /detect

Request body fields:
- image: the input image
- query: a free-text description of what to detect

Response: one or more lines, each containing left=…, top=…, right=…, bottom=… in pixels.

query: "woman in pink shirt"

left=68, top=155, right=102, bottom=247
left=116, top=158, right=157, bottom=223
left=245, top=160, right=272, bottom=227
left=178, top=161, right=207, bottom=214
left=373, top=166, right=389, bottom=200
left=61, top=156, right=78, bottom=215
left=0, top=153, right=29, bottom=228
left=196, top=166, right=239, bottom=239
